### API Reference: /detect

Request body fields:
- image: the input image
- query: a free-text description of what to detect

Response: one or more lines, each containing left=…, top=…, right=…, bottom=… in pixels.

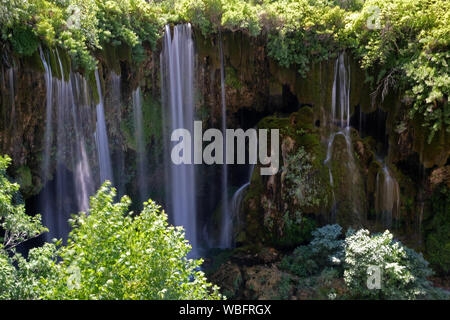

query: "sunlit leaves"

left=44, top=182, right=222, bottom=300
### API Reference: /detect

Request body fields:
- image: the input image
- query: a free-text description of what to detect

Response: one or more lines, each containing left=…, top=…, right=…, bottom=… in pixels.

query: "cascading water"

left=375, top=165, right=400, bottom=229
left=132, top=87, right=149, bottom=204
left=324, top=52, right=364, bottom=223
left=39, top=49, right=95, bottom=241
left=94, top=70, right=113, bottom=184
left=228, top=164, right=254, bottom=247
left=40, top=48, right=53, bottom=186
left=160, top=24, right=198, bottom=255
left=218, top=31, right=230, bottom=249
left=109, top=72, right=126, bottom=197
left=7, top=67, right=15, bottom=127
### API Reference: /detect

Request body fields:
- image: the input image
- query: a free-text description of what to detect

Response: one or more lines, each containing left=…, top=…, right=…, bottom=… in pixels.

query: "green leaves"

left=44, top=181, right=221, bottom=300
left=0, top=156, right=221, bottom=300
left=0, top=156, right=47, bottom=250
left=0, top=155, right=54, bottom=299
left=349, top=0, right=450, bottom=142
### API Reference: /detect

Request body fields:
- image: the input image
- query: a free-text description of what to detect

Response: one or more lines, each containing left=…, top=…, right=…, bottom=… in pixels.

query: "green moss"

left=225, top=66, right=242, bottom=90
left=86, top=69, right=100, bottom=105
left=15, top=166, right=32, bottom=192
left=121, top=93, right=162, bottom=153
left=142, top=96, right=163, bottom=150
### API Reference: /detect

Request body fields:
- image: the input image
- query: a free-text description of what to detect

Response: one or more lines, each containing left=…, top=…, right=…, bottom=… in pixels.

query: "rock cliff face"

left=0, top=29, right=448, bottom=274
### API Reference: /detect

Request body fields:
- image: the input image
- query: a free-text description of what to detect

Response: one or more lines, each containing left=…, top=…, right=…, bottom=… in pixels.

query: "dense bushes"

left=0, top=155, right=221, bottom=300
left=0, top=0, right=162, bottom=70
left=344, top=229, right=437, bottom=299
left=280, top=224, right=448, bottom=299
left=0, top=155, right=55, bottom=299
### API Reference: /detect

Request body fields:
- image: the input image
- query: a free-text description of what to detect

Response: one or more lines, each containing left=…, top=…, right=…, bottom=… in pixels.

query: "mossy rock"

left=241, top=164, right=266, bottom=245
left=329, top=133, right=366, bottom=228
left=15, top=165, right=32, bottom=195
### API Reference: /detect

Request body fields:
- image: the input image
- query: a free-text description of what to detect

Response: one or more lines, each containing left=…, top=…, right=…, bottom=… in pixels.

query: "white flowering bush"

left=344, top=229, right=436, bottom=299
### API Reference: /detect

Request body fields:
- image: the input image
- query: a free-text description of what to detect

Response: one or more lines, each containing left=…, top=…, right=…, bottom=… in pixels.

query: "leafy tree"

left=0, top=156, right=221, bottom=300
left=43, top=182, right=222, bottom=300
left=0, top=155, right=55, bottom=299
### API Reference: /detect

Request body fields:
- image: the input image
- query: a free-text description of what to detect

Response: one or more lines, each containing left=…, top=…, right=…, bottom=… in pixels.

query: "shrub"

left=280, top=224, right=344, bottom=277
left=344, top=229, right=436, bottom=299
left=44, top=182, right=222, bottom=300
left=0, top=155, right=54, bottom=300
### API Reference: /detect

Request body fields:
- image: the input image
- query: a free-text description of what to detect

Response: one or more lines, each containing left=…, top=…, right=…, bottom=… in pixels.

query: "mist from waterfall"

left=160, top=24, right=198, bottom=255
left=132, top=87, right=149, bottom=204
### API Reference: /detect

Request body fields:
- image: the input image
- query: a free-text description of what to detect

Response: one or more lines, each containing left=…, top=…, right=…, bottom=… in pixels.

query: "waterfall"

left=375, top=165, right=400, bottom=229
left=228, top=164, right=254, bottom=247
left=218, top=31, right=230, bottom=248
left=132, top=87, right=149, bottom=204
left=39, top=49, right=95, bottom=241
left=70, top=74, right=95, bottom=212
left=40, top=48, right=53, bottom=185
left=324, top=52, right=364, bottom=223
left=160, top=24, right=198, bottom=255
left=94, top=70, right=113, bottom=184
left=7, top=67, right=15, bottom=127
left=324, top=132, right=337, bottom=221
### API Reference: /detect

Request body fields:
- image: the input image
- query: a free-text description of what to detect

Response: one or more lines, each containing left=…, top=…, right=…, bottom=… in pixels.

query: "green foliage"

left=1, top=0, right=447, bottom=141
left=0, top=156, right=221, bottom=300
left=283, top=146, right=327, bottom=209
left=273, top=211, right=316, bottom=248
left=44, top=182, right=221, bottom=300
left=281, top=224, right=447, bottom=299
left=424, top=186, right=450, bottom=274
left=0, top=156, right=46, bottom=250
left=1, top=0, right=162, bottom=70
left=264, top=0, right=346, bottom=76
left=347, top=0, right=450, bottom=141
left=176, top=0, right=223, bottom=36
left=274, top=274, right=292, bottom=300
left=0, top=155, right=54, bottom=299
left=344, top=229, right=437, bottom=299
left=10, top=26, right=39, bottom=56
left=309, top=224, right=344, bottom=266
left=280, top=224, right=344, bottom=277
